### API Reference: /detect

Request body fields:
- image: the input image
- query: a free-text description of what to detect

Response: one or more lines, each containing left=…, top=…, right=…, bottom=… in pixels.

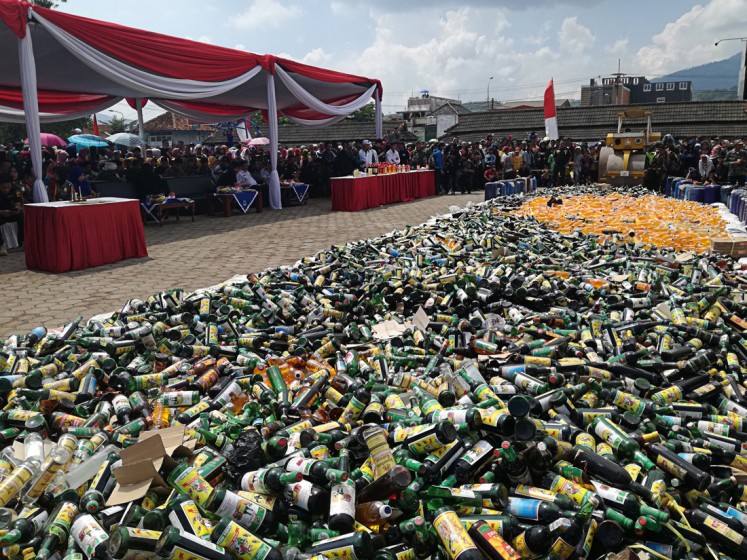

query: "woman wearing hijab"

left=68, top=166, right=96, bottom=198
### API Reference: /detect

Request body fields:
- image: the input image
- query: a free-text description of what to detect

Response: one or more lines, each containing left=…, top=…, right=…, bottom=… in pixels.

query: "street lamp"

left=487, top=76, right=494, bottom=110
left=715, top=37, right=747, bottom=100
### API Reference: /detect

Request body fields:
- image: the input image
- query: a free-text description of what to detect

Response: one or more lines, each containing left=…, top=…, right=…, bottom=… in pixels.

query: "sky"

left=57, top=0, right=747, bottom=122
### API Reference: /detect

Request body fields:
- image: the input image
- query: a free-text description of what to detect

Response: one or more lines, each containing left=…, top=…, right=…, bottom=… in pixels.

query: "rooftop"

left=441, top=100, right=747, bottom=142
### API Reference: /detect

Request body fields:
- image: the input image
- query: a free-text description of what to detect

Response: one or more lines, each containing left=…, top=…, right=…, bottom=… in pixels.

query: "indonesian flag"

left=92, top=113, right=99, bottom=136
left=544, top=79, right=559, bottom=140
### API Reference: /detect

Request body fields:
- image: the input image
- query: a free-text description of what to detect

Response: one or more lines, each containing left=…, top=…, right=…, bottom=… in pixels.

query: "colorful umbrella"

left=67, top=134, right=110, bottom=148
left=24, top=133, right=66, bottom=147
left=106, top=133, right=146, bottom=147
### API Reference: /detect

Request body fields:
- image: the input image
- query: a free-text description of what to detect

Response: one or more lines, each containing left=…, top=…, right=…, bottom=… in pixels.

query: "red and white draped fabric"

left=544, top=79, right=559, bottom=141
left=0, top=0, right=383, bottom=207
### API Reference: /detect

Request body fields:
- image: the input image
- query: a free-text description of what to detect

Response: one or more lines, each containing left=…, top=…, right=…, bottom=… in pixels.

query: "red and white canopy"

left=0, top=0, right=383, bottom=207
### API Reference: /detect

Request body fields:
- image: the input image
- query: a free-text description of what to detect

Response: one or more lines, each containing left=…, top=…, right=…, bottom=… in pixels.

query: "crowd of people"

left=0, top=131, right=745, bottom=256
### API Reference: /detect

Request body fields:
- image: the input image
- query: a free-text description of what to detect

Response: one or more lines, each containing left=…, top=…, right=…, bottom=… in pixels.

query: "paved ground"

left=1, top=193, right=483, bottom=336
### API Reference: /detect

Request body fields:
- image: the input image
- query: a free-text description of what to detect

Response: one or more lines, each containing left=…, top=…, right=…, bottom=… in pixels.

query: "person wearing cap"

left=725, top=140, right=747, bottom=186
left=358, top=140, right=378, bottom=169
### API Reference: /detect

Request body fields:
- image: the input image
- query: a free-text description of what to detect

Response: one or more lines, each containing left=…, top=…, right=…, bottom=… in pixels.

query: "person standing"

left=385, top=143, right=401, bottom=164
left=358, top=140, right=378, bottom=169
left=431, top=142, right=445, bottom=194
left=725, top=140, right=747, bottom=186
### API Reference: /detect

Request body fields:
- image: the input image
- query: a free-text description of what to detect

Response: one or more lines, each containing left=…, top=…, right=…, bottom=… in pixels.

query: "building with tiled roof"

left=441, top=100, right=747, bottom=143
left=143, top=113, right=217, bottom=146
left=274, top=120, right=417, bottom=146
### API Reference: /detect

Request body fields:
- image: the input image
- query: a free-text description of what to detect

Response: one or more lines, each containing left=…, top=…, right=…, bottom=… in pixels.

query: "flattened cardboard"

left=106, top=425, right=195, bottom=507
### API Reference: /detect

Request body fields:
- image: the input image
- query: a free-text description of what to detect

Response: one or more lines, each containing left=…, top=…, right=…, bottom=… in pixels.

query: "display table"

left=212, top=191, right=263, bottom=217
left=331, top=170, right=434, bottom=212
left=25, top=197, right=148, bottom=273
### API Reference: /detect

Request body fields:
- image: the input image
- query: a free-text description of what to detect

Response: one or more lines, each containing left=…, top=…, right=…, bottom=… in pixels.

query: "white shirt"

left=385, top=149, right=400, bottom=164
left=359, top=148, right=378, bottom=167
left=237, top=170, right=257, bottom=187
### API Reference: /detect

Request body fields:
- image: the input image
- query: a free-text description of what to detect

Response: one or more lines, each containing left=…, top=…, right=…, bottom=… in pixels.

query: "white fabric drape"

left=266, top=73, right=281, bottom=210
left=280, top=113, right=348, bottom=128
left=33, top=12, right=263, bottom=99
left=19, top=29, right=47, bottom=203
left=375, top=92, right=383, bottom=140
left=135, top=98, right=145, bottom=143
left=0, top=97, right=124, bottom=123
left=275, top=66, right=377, bottom=116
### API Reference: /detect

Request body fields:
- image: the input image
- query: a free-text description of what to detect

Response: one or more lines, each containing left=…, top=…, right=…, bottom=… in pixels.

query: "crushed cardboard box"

left=107, top=424, right=195, bottom=506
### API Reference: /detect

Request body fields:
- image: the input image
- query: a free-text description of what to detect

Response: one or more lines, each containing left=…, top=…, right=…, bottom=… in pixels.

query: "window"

left=643, top=84, right=652, bottom=92
left=623, top=78, right=629, bottom=84
left=666, top=83, right=675, bottom=91
left=656, top=83, right=664, bottom=91
left=679, top=82, right=688, bottom=90
left=149, top=135, right=172, bottom=144
left=633, top=78, right=639, bottom=85
left=656, top=97, right=666, bottom=103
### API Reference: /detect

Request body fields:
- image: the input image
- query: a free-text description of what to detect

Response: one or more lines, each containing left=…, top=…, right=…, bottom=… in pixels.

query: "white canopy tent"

left=0, top=0, right=383, bottom=207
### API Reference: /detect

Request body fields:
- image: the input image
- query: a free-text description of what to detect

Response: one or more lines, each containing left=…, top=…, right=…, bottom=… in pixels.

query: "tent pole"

left=18, top=29, right=48, bottom=203
left=135, top=98, right=146, bottom=145
left=266, top=73, right=282, bottom=210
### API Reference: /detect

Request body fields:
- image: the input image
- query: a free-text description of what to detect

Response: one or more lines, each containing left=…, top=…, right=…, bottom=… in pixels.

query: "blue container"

left=484, top=182, right=499, bottom=201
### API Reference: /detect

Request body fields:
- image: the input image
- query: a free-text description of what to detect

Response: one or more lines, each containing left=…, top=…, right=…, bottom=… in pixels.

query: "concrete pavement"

left=0, top=194, right=483, bottom=336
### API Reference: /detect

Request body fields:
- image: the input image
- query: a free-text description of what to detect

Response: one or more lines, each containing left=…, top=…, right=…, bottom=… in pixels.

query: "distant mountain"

left=652, top=52, right=740, bottom=91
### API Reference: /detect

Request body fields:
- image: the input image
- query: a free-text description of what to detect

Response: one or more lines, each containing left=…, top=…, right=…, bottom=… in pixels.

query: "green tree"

left=349, top=103, right=375, bottom=122
left=30, top=0, right=67, bottom=8
left=108, top=117, right=127, bottom=134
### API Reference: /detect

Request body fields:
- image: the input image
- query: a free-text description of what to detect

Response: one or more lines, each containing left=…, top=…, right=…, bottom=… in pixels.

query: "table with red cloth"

left=24, top=197, right=148, bottom=273
left=331, top=170, right=435, bottom=212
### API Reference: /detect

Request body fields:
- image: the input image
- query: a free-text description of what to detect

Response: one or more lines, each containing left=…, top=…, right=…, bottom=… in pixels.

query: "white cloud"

left=605, top=38, right=629, bottom=56
left=558, top=17, right=595, bottom=53
left=185, top=35, right=214, bottom=45
left=231, top=0, right=303, bottom=29
left=635, top=0, right=747, bottom=76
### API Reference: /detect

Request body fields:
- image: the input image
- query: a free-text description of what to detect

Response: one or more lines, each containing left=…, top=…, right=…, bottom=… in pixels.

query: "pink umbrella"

left=24, top=133, right=67, bottom=147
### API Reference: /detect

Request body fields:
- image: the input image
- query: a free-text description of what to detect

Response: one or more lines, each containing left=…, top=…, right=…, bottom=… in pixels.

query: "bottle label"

left=330, top=479, right=356, bottom=519
left=511, top=533, right=538, bottom=559
left=591, top=481, right=627, bottom=505
left=433, top=409, right=468, bottom=425
left=315, top=546, right=357, bottom=560
left=433, top=510, right=478, bottom=560
left=474, top=522, right=521, bottom=560
left=551, top=538, right=576, bottom=560
left=71, top=515, right=108, bottom=559
left=286, top=458, right=315, bottom=476
left=237, top=491, right=276, bottom=510
left=702, top=514, right=744, bottom=545
left=288, top=479, right=314, bottom=510
left=514, top=485, right=557, bottom=502
left=655, top=455, right=688, bottom=481
left=698, top=421, right=729, bottom=436
left=582, top=519, right=597, bottom=557
left=214, top=490, right=266, bottom=533
left=172, top=468, right=214, bottom=506
left=215, top=521, right=272, bottom=560
left=550, top=476, right=591, bottom=506
left=624, top=463, right=641, bottom=481
left=462, top=440, right=492, bottom=465
left=170, top=501, right=211, bottom=539
left=507, top=497, right=541, bottom=520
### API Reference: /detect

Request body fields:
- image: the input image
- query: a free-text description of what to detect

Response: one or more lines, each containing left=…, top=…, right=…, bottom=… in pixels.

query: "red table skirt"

left=25, top=200, right=148, bottom=273
left=331, top=171, right=435, bottom=211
